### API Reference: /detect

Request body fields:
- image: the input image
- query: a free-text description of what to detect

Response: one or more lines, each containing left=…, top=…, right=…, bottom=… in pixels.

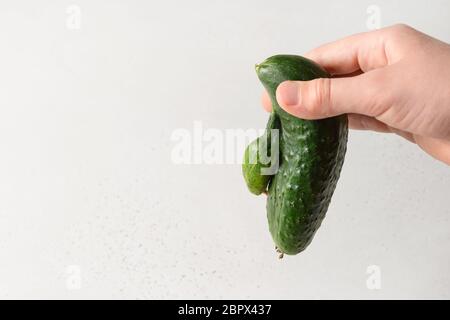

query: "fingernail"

left=277, top=81, right=299, bottom=107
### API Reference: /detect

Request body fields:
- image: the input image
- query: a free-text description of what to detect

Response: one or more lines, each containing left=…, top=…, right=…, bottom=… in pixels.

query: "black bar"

left=0, top=299, right=448, bottom=318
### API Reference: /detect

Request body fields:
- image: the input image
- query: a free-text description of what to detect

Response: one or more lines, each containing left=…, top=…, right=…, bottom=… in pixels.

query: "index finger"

left=305, top=29, right=390, bottom=75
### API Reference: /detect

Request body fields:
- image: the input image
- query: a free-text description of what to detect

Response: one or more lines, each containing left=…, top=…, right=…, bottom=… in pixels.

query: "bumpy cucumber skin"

left=256, top=55, right=348, bottom=255
left=242, top=112, right=280, bottom=195
left=242, top=138, right=268, bottom=195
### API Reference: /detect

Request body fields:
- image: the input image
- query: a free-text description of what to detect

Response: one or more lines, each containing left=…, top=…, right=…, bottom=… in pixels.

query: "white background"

left=0, top=0, right=449, bottom=299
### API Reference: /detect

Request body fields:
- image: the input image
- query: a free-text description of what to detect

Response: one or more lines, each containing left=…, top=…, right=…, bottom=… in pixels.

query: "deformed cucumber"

left=244, top=54, right=348, bottom=256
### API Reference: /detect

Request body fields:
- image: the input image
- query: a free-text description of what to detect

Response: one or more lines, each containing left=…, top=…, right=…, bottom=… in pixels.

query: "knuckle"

left=394, top=23, right=410, bottom=29
left=391, top=23, right=414, bottom=34
left=304, top=78, right=332, bottom=116
left=365, top=70, right=393, bottom=116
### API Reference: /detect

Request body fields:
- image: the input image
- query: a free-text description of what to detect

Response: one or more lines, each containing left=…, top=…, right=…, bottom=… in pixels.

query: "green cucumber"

left=242, top=112, right=280, bottom=195
left=248, top=54, right=348, bottom=255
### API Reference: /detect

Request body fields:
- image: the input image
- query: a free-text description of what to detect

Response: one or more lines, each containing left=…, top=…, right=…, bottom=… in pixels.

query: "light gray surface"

left=0, top=0, right=449, bottom=299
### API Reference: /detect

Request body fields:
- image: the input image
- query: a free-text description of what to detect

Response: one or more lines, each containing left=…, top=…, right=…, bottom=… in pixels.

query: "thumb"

left=276, top=71, right=386, bottom=119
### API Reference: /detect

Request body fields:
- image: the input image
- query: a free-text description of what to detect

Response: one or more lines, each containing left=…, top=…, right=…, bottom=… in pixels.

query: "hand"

left=262, top=24, right=450, bottom=165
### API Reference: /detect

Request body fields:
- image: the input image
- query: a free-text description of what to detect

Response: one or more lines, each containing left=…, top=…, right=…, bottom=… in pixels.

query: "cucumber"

left=242, top=112, right=280, bottom=195
left=248, top=55, right=348, bottom=255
